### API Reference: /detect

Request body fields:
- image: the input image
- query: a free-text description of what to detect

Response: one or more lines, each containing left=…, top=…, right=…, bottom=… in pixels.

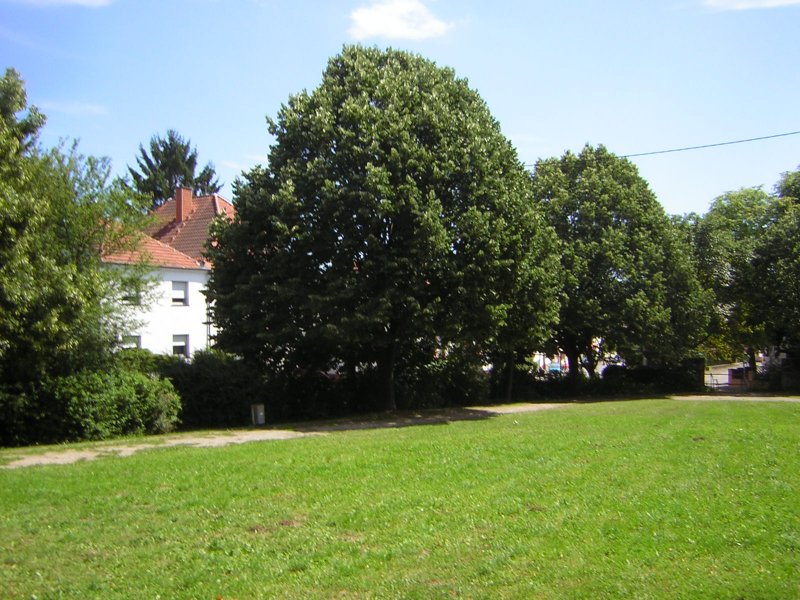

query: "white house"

left=103, top=188, right=235, bottom=358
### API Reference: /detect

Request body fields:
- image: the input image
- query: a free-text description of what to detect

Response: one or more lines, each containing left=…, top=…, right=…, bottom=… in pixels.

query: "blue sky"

left=1, top=0, right=798, bottom=215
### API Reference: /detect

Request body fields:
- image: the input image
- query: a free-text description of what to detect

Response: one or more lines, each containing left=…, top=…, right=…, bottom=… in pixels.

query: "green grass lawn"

left=1, top=399, right=799, bottom=599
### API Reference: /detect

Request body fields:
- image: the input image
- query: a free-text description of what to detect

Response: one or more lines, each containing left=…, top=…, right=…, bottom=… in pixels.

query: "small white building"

left=103, top=188, right=235, bottom=358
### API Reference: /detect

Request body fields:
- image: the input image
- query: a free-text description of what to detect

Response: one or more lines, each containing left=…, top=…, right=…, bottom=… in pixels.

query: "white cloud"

left=11, top=0, right=112, bottom=6
left=349, top=0, right=453, bottom=41
left=39, top=101, right=107, bottom=116
left=704, top=0, right=800, bottom=9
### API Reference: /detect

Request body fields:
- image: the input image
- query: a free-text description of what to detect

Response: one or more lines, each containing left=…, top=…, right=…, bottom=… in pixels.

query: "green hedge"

left=154, top=350, right=257, bottom=429
left=49, top=369, right=181, bottom=441
left=0, top=367, right=180, bottom=446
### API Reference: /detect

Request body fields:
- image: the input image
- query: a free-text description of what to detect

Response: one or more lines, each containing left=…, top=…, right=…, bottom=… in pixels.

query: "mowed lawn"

left=1, top=400, right=798, bottom=599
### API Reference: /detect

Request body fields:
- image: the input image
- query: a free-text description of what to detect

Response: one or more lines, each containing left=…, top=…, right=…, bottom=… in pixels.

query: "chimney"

left=175, top=187, right=192, bottom=223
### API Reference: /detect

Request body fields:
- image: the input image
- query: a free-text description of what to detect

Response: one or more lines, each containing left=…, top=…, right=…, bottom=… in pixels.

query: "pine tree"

left=128, top=129, right=221, bottom=207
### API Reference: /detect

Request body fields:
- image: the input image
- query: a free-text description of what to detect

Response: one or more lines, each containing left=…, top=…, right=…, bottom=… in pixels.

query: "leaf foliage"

left=207, top=46, right=560, bottom=410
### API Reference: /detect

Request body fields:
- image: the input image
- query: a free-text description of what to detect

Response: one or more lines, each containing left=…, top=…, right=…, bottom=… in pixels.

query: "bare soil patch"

left=3, top=430, right=310, bottom=469
left=3, top=402, right=566, bottom=469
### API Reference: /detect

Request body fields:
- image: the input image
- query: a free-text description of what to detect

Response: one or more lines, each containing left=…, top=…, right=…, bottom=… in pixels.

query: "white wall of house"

left=122, top=266, right=214, bottom=357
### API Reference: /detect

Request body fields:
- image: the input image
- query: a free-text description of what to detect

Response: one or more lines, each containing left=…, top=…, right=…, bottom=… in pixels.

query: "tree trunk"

left=584, top=351, right=599, bottom=380
left=504, top=352, right=515, bottom=403
left=746, top=347, right=757, bottom=372
left=377, top=342, right=398, bottom=412
left=564, top=344, right=581, bottom=386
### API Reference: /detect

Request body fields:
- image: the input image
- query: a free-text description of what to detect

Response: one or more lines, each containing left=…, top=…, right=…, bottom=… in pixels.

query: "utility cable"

left=523, top=130, right=800, bottom=167
left=622, top=130, right=800, bottom=158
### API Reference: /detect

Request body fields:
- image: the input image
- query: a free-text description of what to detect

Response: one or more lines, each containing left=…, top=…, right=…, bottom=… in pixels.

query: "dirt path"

left=2, top=403, right=566, bottom=469
left=2, top=430, right=311, bottom=469
left=3, top=396, right=796, bottom=469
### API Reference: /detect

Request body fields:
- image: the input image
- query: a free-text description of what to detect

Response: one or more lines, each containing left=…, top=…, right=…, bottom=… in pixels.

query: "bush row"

left=495, top=360, right=706, bottom=401
left=0, top=347, right=708, bottom=447
left=157, top=351, right=706, bottom=427
left=116, top=348, right=493, bottom=426
left=0, top=365, right=180, bottom=447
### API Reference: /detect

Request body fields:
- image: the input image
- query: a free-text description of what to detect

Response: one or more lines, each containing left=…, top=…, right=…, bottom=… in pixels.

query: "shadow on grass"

left=290, top=400, right=580, bottom=433
left=291, top=406, right=501, bottom=433
left=286, top=392, right=722, bottom=434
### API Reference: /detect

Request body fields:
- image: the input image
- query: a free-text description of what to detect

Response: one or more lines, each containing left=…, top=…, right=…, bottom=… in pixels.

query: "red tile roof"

left=102, top=190, right=235, bottom=270
left=103, top=234, right=205, bottom=270
left=146, top=193, right=235, bottom=266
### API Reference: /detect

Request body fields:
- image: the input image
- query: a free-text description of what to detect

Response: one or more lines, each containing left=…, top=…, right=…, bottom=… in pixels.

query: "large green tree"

left=749, top=199, right=800, bottom=359
left=207, top=46, right=559, bottom=411
left=0, top=68, right=44, bottom=159
left=0, top=69, right=150, bottom=414
left=531, top=145, right=710, bottom=380
left=776, top=165, right=800, bottom=202
left=691, top=187, right=773, bottom=365
left=128, top=129, right=221, bottom=207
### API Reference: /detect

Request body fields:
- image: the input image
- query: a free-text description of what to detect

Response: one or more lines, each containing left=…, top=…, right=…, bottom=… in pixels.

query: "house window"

left=121, top=335, right=141, bottom=349
left=172, top=281, right=188, bottom=306
left=172, top=334, right=189, bottom=357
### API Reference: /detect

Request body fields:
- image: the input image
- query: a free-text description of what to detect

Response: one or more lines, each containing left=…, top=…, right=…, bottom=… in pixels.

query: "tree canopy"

left=749, top=199, right=800, bottom=354
left=690, top=187, right=773, bottom=364
left=128, top=129, right=221, bottom=207
left=207, top=46, right=560, bottom=411
left=776, top=165, right=800, bottom=202
left=680, top=165, right=800, bottom=375
left=531, top=145, right=710, bottom=379
left=0, top=69, right=153, bottom=443
left=0, top=68, right=45, bottom=160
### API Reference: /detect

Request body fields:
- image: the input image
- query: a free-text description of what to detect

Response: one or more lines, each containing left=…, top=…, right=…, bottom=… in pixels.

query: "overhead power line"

left=522, top=130, right=800, bottom=167
left=622, top=130, right=800, bottom=158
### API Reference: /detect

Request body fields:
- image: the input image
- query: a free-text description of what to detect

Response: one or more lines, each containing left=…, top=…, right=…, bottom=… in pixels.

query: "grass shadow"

left=291, top=406, right=501, bottom=433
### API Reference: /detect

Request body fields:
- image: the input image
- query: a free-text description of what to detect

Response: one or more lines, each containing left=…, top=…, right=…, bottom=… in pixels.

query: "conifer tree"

left=128, top=129, right=221, bottom=207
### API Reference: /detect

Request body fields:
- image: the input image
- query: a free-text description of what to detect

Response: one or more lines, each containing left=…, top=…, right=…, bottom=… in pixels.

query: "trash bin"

left=251, top=404, right=265, bottom=426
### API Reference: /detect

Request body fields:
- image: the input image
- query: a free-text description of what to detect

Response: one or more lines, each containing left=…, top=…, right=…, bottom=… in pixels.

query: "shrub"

left=757, top=361, right=783, bottom=392
left=154, top=350, right=259, bottom=429
left=262, top=371, right=350, bottom=422
left=0, top=384, right=36, bottom=447
left=397, top=351, right=490, bottom=409
left=48, top=369, right=181, bottom=441
left=502, top=360, right=705, bottom=401
left=115, top=347, right=164, bottom=375
left=598, top=365, right=630, bottom=395
left=597, top=362, right=704, bottom=395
